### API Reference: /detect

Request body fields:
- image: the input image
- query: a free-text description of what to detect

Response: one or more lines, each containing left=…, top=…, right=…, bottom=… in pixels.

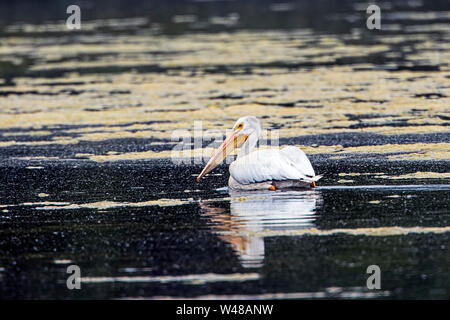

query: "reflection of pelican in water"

left=200, top=190, right=321, bottom=268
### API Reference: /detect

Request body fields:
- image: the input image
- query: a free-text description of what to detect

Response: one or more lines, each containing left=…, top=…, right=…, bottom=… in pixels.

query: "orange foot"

left=310, top=181, right=316, bottom=188
left=269, top=185, right=276, bottom=191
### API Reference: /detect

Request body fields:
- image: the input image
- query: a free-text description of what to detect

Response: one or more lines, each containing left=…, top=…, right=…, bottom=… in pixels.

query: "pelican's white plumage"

left=230, top=147, right=318, bottom=185
left=197, top=115, right=322, bottom=190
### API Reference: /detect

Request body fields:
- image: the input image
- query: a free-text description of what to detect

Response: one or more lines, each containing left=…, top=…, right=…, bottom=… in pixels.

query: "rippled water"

left=0, top=0, right=449, bottom=299
left=0, top=161, right=449, bottom=299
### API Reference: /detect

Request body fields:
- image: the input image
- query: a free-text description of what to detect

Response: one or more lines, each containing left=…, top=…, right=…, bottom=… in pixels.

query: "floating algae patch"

left=339, top=173, right=362, bottom=177
left=53, top=259, right=73, bottom=265
left=332, top=143, right=450, bottom=155
left=248, top=226, right=450, bottom=238
left=2, top=130, right=52, bottom=137
left=75, top=149, right=212, bottom=162
left=81, top=272, right=260, bottom=285
left=0, top=25, right=449, bottom=151
left=35, top=198, right=196, bottom=210
left=302, top=143, right=450, bottom=161
left=388, top=151, right=450, bottom=161
left=338, top=172, right=386, bottom=177
left=20, top=201, right=71, bottom=207
left=3, top=17, right=149, bottom=34
left=374, top=172, right=450, bottom=180
left=0, top=140, right=78, bottom=147
left=14, top=156, right=60, bottom=160
left=72, top=142, right=450, bottom=163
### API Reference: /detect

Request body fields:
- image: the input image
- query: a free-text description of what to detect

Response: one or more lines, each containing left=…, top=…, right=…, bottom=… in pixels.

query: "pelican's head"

left=231, top=116, right=261, bottom=137
left=196, top=116, right=261, bottom=181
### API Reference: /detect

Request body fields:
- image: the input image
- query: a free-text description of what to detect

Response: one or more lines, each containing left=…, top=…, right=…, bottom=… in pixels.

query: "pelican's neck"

left=237, top=131, right=259, bottom=159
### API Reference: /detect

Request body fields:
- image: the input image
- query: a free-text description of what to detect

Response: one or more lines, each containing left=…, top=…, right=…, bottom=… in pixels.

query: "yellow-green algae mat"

left=0, top=26, right=449, bottom=164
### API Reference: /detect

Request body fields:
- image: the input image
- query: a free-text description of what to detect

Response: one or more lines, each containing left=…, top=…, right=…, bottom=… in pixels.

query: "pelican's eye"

left=236, top=122, right=244, bottom=131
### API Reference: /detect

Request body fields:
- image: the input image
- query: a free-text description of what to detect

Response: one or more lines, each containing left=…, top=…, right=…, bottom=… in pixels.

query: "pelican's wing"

left=230, top=147, right=320, bottom=185
left=280, top=146, right=316, bottom=177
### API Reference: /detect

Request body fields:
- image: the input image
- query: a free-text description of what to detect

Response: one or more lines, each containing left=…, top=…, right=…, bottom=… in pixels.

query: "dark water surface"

left=0, top=158, right=449, bottom=299
left=0, top=0, right=449, bottom=299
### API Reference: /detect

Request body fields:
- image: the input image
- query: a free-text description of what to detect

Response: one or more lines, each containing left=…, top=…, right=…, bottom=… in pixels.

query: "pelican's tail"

left=301, top=174, right=323, bottom=184
left=305, top=175, right=322, bottom=188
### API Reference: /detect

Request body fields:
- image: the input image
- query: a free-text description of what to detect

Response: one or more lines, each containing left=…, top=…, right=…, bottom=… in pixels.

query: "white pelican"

left=196, top=116, right=322, bottom=190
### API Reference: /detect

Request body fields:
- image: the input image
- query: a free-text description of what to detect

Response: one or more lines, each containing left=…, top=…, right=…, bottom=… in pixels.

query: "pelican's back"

left=229, top=147, right=321, bottom=185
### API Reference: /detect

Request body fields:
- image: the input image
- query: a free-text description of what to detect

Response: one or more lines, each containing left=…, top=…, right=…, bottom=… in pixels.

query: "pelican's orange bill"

left=196, top=132, right=248, bottom=181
